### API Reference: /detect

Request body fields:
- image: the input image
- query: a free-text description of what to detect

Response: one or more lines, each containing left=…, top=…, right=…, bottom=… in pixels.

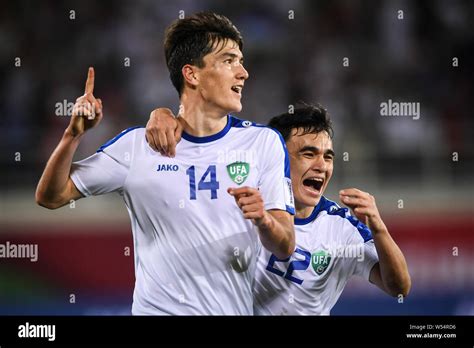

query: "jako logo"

left=157, top=164, right=179, bottom=172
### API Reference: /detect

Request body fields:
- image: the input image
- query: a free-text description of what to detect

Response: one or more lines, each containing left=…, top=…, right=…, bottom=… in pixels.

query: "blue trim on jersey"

left=230, top=116, right=266, bottom=128
left=230, top=115, right=291, bottom=179
left=294, top=196, right=373, bottom=242
left=265, top=127, right=291, bottom=179
left=96, top=126, right=142, bottom=153
left=277, top=130, right=292, bottom=179
left=331, top=210, right=373, bottom=242
left=229, top=116, right=294, bottom=215
left=181, top=115, right=232, bottom=143
left=228, top=116, right=289, bottom=178
left=294, top=196, right=330, bottom=225
left=286, top=205, right=295, bottom=215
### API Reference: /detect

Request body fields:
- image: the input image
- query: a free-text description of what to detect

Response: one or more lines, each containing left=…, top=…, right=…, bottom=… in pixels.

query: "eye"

left=324, top=154, right=334, bottom=161
left=302, top=152, right=314, bottom=158
left=224, top=58, right=233, bottom=64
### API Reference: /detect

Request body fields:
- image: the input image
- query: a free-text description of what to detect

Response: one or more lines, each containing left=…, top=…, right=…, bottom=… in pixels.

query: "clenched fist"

left=339, top=188, right=387, bottom=233
left=228, top=187, right=272, bottom=229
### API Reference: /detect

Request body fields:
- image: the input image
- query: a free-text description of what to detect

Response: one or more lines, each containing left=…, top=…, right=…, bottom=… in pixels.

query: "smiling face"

left=192, top=40, right=249, bottom=114
left=286, top=129, right=334, bottom=218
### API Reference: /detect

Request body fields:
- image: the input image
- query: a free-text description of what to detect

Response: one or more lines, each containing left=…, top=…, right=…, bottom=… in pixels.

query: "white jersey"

left=70, top=115, right=294, bottom=315
left=253, top=196, right=378, bottom=315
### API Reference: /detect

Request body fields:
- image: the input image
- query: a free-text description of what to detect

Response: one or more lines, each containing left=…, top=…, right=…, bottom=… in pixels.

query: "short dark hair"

left=164, top=12, right=243, bottom=96
left=268, top=103, right=334, bottom=141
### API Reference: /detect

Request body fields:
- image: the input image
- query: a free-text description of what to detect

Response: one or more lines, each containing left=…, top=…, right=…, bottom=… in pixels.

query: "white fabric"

left=70, top=116, right=294, bottom=315
left=253, top=196, right=379, bottom=315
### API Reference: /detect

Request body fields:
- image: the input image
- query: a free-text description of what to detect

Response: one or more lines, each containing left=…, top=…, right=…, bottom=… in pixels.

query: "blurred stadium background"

left=0, top=0, right=472, bottom=315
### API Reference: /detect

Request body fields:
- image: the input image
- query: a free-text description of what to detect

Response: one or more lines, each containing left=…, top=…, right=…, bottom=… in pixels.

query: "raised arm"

left=35, top=67, right=103, bottom=209
left=339, top=188, right=411, bottom=297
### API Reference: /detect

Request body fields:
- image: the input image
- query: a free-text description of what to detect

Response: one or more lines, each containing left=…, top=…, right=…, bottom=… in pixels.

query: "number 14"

left=186, top=165, right=220, bottom=200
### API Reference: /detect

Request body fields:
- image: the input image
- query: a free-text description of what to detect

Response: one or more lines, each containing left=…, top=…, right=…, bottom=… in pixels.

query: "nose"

left=311, top=155, right=328, bottom=173
left=235, top=63, right=249, bottom=81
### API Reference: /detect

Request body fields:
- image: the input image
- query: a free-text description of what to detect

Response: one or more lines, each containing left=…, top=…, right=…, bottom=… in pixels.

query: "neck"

left=179, top=93, right=229, bottom=137
left=294, top=197, right=322, bottom=219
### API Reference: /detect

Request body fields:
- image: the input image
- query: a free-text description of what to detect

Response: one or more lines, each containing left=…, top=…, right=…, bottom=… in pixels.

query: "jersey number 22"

left=266, top=248, right=311, bottom=285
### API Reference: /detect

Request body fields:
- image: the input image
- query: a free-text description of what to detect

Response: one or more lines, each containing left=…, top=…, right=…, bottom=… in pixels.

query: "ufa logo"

left=226, top=162, right=250, bottom=185
left=311, top=250, right=331, bottom=275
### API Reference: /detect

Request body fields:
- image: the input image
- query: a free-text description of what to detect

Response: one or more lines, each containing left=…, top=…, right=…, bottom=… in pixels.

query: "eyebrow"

left=300, top=146, right=335, bottom=157
left=219, top=52, right=244, bottom=62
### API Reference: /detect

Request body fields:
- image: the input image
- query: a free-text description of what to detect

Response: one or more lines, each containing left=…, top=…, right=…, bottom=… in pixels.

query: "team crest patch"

left=311, top=250, right=331, bottom=275
left=226, top=162, right=250, bottom=185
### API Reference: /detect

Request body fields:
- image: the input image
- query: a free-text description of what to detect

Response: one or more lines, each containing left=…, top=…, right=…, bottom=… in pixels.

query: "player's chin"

left=227, top=100, right=242, bottom=113
left=228, top=105, right=242, bottom=114
left=218, top=103, right=241, bottom=116
left=300, top=191, right=321, bottom=207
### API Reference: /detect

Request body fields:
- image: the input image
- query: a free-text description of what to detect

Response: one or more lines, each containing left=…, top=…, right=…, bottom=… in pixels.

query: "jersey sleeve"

left=70, top=127, right=140, bottom=197
left=327, top=205, right=379, bottom=281
left=353, top=239, right=379, bottom=280
left=343, top=216, right=379, bottom=280
left=258, top=129, right=295, bottom=215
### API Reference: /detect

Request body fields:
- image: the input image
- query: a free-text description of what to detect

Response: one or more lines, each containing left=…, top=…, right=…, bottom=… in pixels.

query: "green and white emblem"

left=226, top=162, right=250, bottom=185
left=311, top=250, right=331, bottom=275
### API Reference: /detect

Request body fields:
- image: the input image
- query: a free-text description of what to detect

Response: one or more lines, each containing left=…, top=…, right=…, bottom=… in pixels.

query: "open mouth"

left=303, top=177, right=324, bottom=193
left=231, top=85, right=242, bottom=95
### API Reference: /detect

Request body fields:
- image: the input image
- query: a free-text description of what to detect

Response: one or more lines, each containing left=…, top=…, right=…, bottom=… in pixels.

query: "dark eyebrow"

left=300, top=146, right=335, bottom=157
left=219, top=52, right=244, bottom=62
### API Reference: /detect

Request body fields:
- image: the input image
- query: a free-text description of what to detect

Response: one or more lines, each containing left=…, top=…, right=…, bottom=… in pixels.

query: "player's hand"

left=146, top=108, right=184, bottom=157
left=66, top=67, right=103, bottom=137
left=228, top=187, right=272, bottom=229
left=339, top=188, right=386, bottom=232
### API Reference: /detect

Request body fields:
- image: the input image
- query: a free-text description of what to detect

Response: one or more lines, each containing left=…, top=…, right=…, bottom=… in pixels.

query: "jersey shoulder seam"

left=97, top=126, right=144, bottom=153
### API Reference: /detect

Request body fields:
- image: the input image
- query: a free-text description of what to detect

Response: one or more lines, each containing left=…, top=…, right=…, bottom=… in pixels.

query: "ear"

left=182, top=64, right=199, bottom=88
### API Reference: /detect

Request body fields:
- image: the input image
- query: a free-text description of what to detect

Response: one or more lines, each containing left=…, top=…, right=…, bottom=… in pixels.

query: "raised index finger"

left=84, top=67, right=95, bottom=94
